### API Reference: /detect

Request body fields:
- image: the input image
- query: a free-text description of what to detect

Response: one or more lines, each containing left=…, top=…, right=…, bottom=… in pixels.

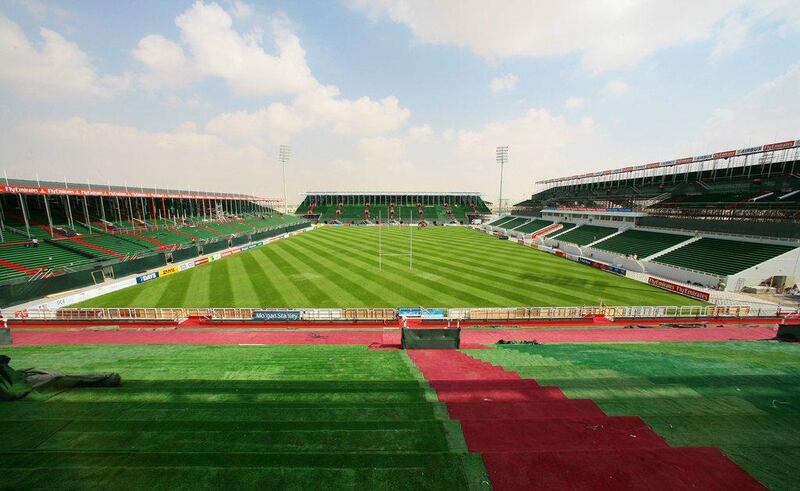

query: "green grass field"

left=470, top=342, right=800, bottom=490
left=78, top=226, right=703, bottom=308
left=2, top=345, right=488, bottom=490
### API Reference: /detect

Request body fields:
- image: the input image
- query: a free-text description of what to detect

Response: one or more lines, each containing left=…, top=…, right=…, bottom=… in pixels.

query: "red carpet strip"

left=407, top=349, right=765, bottom=490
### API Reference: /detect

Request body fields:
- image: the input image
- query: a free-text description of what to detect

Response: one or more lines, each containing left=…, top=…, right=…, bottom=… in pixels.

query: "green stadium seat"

left=553, top=225, right=617, bottom=245
left=543, top=222, right=576, bottom=237
left=593, top=229, right=691, bottom=258
left=512, top=219, right=552, bottom=233
left=654, top=237, right=796, bottom=276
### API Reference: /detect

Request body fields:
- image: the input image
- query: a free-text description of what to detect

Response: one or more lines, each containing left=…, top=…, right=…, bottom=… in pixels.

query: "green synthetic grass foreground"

left=78, top=226, right=703, bottom=308
left=1, top=345, right=488, bottom=490
left=469, top=341, right=800, bottom=491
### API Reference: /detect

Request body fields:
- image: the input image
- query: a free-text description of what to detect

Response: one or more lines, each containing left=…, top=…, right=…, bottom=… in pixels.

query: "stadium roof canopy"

left=0, top=177, right=280, bottom=202
left=303, top=191, right=483, bottom=196
left=537, top=137, right=800, bottom=186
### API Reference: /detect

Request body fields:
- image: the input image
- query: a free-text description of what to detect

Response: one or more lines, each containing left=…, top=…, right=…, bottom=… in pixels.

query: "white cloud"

left=229, top=0, right=254, bottom=18
left=603, top=79, right=629, bottom=95
left=205, top=102, right=309, bottom=142
left=134, top=34, right=197, bottom=89
left=703, top=63, right=800, bottom=147
left=136, top=2, right=410, bottom=139
left=489, top=73, right=519, bottom=93
left=293, top=85, right=410, bottom=136
left=408, top=124, right=433, bottom=141
left=564, top=96, right=585, bottom=109
left=350, top=1, right=800, bottom=73
left=172, top=3, right=318, bottom=96
left=0, top=15, right=128, bottom=97
left=11, top=117, right=273, bottom=194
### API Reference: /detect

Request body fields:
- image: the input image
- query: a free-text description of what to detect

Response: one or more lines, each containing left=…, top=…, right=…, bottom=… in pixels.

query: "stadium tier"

left=0, top=179, right=309, bottom=305
left=512, top=219, right=552, bottom=233
left=297, top=192, right=490, bottom=224
left=544, top=222, right=576, bottom=237
left=652, top=238, right=796, bottom=276
left=516, top=139, right=800, bottom=222
left=593, top=229, right=691, bottom=258
left=496, top=216, right=528, bottom=230
left=551, top=225, right=618, bottom=246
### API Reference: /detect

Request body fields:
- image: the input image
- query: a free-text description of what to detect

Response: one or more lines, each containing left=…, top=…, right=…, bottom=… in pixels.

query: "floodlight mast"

left=496, top=146, right=508, bottom=215
left=279, top=145, right=291, bottom=215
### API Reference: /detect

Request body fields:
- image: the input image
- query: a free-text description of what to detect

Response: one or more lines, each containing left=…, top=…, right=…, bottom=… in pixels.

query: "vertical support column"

left=43, top=196, right=54, bottom=237
left=83, top=195, right=92, bottom=234
left=18, top=194, right=30, bottom=239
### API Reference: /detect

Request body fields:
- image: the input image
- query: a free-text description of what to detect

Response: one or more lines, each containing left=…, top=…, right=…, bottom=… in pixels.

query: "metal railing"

left=8, top=304, right=795, bottom=322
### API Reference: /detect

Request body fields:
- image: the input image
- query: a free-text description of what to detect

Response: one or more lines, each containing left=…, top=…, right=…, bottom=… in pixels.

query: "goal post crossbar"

left=377, top=210, right=414, bottom=271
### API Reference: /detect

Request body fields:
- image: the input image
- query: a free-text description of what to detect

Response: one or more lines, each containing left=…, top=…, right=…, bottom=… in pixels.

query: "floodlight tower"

left=496, top=146, right=508, bottom=215
left=279, top=144, right=291, bottom=215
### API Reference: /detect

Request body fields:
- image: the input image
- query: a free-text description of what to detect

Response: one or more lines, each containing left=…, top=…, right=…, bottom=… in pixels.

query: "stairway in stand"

left=408, top=350, right=764, bottom=490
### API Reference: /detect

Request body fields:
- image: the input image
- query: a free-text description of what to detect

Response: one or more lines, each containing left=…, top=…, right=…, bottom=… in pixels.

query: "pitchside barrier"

left=8, top=304, right=795, bottom=322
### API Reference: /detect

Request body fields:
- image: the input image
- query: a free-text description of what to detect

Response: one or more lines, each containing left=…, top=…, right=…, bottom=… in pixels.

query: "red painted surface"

left=407, top=349, right=765, bottom=490
left=69, top=237, right=125, bottom=259
left=0, top=257, right=39, bottom=275
left=7, top=326, right=777, bottom=346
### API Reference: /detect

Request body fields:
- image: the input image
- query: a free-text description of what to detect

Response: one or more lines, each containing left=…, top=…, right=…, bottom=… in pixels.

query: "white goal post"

left=377, top=210, right=414, bottom=271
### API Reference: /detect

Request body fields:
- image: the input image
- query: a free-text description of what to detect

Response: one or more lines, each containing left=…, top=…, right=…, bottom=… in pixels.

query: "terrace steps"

left=409, top=349, right=763, bottom=490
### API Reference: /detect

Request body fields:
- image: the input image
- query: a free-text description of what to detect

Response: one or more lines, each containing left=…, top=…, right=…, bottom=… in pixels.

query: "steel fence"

left=8, top=304, right=795, bottom=322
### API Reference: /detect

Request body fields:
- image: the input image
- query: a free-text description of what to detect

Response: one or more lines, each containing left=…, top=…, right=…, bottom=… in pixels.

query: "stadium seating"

left=64, top=235, right=152, bottom=258
left=553, top=225, right=617, bottom=246
left=0, top=227, right=31, bottom=244
left=653, top=237, right=796, bottom=276
left=512, top=219, right=552, bottom=234
left=489, top=216, right=515, bottom=227
left=593, top=229, right=691, bottom=258
left=0, top=242, right=96, bottom=280
left=543, top=222, right=576, bottom=237
left=496, top=217, right=528, bottom=230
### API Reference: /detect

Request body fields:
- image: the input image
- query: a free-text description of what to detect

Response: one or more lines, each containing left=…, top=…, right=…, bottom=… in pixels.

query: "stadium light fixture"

left=279, top=144, right=291, bottom=215
left=496, top=146, right=508, bottom=215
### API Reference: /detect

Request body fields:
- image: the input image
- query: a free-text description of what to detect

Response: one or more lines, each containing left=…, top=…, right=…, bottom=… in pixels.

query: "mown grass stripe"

left=267, top=242, right=337, bottom=307
left=238, top=251, right=288, bottom=307
left=292, top=233, right=453, bottom=306
left=307, top=232, right=503, bottom=306
left=279, top=238, right=401, bottom=307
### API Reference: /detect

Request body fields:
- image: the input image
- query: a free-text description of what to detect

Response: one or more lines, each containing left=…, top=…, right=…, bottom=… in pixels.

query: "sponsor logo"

left=712, top=150, right=736, bottom=159
left=647, top=277, right=710, bottom=301
left=693, top=154, right=712, bottom=162
left=676, top=157, right=693, bottom=164
left=608, top=266, right=626, bottom=276
left=763, top=140, right=794, bottom=151
left=252, top=310, right=302, bottom=321
left=736, top=146, right=762, bottom=155
left=136, top=271, right=159, bottom=284
left=195, top=257, right=209, bottom=266
left=159, top=266, right=179, bottom=277
left=179, top=262, right=194, bottom=271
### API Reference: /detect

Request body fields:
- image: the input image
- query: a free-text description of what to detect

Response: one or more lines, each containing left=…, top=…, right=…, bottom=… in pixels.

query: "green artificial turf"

left=78, top=226, right=703, bottom=308
left=1, top=345, right=489, bottom=490
left=469, top=341, right=800, bottom=490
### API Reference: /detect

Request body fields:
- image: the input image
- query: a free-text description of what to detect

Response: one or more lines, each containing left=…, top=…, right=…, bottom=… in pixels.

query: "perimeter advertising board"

left=647, top=277, right=710, bottom=301
left=252, top=310, right=302, bottom=321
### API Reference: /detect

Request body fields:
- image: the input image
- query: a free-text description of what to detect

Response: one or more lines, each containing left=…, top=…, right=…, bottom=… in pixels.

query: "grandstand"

left=0, top=179, right=308, bottom=306
left=296, top=192, right=490, bottom=224
left=487, top=138, right=800, bottom=293
left=515, top=138, right=800, bottom=222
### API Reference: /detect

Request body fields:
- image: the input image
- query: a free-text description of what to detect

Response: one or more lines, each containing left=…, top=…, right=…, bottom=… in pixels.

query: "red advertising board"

left=763, top=140, right=794, bottom=151
left=0, top=183, right=274, bottom=201
left=648, top=277, right=710, bottom=301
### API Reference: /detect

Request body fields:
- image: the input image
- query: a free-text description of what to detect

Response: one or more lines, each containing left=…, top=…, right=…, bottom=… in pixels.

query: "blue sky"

left=1, top=0, right=798, bottom=205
